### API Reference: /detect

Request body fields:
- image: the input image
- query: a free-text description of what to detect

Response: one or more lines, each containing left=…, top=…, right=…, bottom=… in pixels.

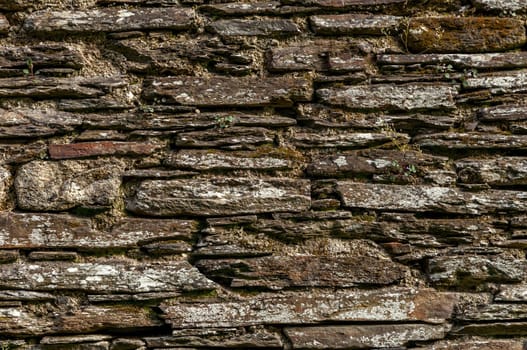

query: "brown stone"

left=143, top=76, right=312, bottom=107
left=290, top=131, right=407, bottom=148
left=28, top=251, right=78, bottom=261
left=285, top=324, right=449, bottom=349
left=0, top=250, right=18, bottom=264
left=496, top=284, right=527, bottom=302
left=24, top=7, right=194, bottom=34
left=127, top=178, right=311, bottom=216
left=479, top=104, right=527, bottom=121
left=161, top=288, right=458, bottom=328
left=415, top=132, right=527, bottom=150
left=208, top=19, right=300, bottom=37
left=0, top=108, right=82, bottom=139
left=175, top=127, right=274, bottom=150
left=15, top=159, right=124, bottom=211
left=406, top=17, right=526, bottom=53
left=195, top=255, right=408, bottom=289
left=455, top=157, right=527, bottom=186
left=0, top=142, right=47, bottom=164
left=415, top=339, right=525, bottom=350
left=473, top=0, right=527, bottom=13
left=0, top=14, right=8, bottom=34
left=282, top=0, right=407, bottom=9
left=49, top=141, right=159, bottom=159
left=310, top=14, right=401, bottom=35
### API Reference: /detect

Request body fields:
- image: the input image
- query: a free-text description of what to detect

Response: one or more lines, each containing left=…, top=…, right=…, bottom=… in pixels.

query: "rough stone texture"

left=127, top=178, right=311, bottom=216
left=208, top=19, right=300, bottom=37
left=143, top=76, right=312, bottom=107
left=310, top=14, right=401, bottom=35
left=15, top=160, right=124, bottom=211
left=282, top=0, right=407, bottom=9
left=473, top=0, right=527, bottom=13
left=49, top=141, right=159, bottom=159
left=406, top=17, right=526, bottom=53
left=317, top=84, right=458, bottom=111
left=24, top=8, right=195, bottom=34
left=415, top=339, right=526, bottom=350
left=455, top=157, right=527, bottom=186
left=285, top=324, right=450, bottom=349
left=415, top=133, right=527, bottom=150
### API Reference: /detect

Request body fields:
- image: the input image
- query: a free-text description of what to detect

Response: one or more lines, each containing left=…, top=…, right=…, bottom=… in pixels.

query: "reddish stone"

left=49, top=141, right=158, bottom=159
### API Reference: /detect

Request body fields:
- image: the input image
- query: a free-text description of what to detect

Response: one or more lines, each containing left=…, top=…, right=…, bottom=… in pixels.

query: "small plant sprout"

left=23, top=58, right=34, bottom=76
left=215, top=115, right=234, bottom=129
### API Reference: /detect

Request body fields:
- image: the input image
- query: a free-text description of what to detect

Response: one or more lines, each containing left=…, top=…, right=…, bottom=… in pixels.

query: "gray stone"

left=285, top=324, right=450, bottom=349
left=127, top=178, right=311, bottom=216
left=0, top=108, right=82, bottom=139
left=310, top=14, right=401, bottom=35
left=0, top=166, right=10, bottom=210
left=0, top=260, right=216, bottom=293
left=282, top=0, right=407, bottom=9
left=161, top=288, right=458, bottom=328
left=208, top=19, right=300, bottom=37
left=15, top=159, right=124, bottom=211
left=495, top=284, right=527, bottom=301
left=24, top=8, right=194, bottom=34
left=143, top=76, right=312, bottom=107
left=175, top=127, right=274, bottom=150
left=415, top=132, right=527, bottom=150
left=455, top=157, right=527, bottom=186
left=473, top=0, right=527, bottom=13
left=290, top=131, right=408, bottom=148
left=464, top=70, right=527, bottom=93
left=317, top=84, right=458, bottom=111
left=338, top=182, right=527, bottom=214
left=414, top=339, right=526, bottom=350
left=479, top=104, right=527, bottom=121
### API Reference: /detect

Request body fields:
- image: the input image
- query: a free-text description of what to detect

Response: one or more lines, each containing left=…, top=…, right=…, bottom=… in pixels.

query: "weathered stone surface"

left=0, top=142, right=47, bottom=164
left=0, top=260, right=216, bottom=293
left=196, top=255, right=407, bottom=289
left=415, top=133, right=527, bottom=150
left=428, top=252, right=526, bottom=287
left=455, top=157, right=527, bottom=186
left=268, top=44, right=365, bottom=72
left=0, top=14, right=8, bottom=34
left=285, top=324, right=449, bottom=349
left=161, top=288, right=458, bottom=328
left=378, top=52, right=527, bottom=70
left=0, top=290, right=54, bottom=301
left=24, top=8, right=194, bottom=34
left=0, top=108, right=82, bottom=138
left=0, top=166, right=10, bottom=210
left=282, top=0, right=406, bottom=9
left=0, top=305, right=162, bottom=336
left=143, top=76, right=312, bottom=107
left=473, top=0, right=527, bottom=13
left=291, top=131, right=407, bottom=148
left=166, top=149, right=295, bottom=171
left=464, top=70, right=527, bottom=93
left=41, top=335, right=112, bottom=345
left=49, top=141, right=159, bottom=159
left=415, top=339, right=526, bottom=350
left=317, top=84, right=457, bottom=111
left=145, top=327, right=282, bottom=348
left=479, top=104, right=527, bottom=121
left=406, top=17, right=526, bottom=53
left=127, top=178, right=311, bottom=216
left=201, top=2, right=316, bottom=15
left=175, top=127, right=274, bottom=150
left=0, top=77, right=124, bottom=99
left=338, top=182, right=527, bottom=214
left=28, top=251, right=78, bottom=261
left=15, top=159, right=124, bottom=211
left=0, top=212, right=195, bottom=249
left=310, top=14, right=401, bottom=35
left=453, top=322, right=527, bottom=336
left=495, top=284, right=527, bottom=301
left=208, top=19, right=300, bottom=37
left=0, top=250, right=18, bottom=264
left=110, top=338, right=145, bottom=350
left=458, top=303, right=527, bottom=321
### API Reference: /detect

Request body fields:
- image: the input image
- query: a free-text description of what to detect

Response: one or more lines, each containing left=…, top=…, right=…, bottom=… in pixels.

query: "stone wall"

left=1, top=0, right=527, bottom=349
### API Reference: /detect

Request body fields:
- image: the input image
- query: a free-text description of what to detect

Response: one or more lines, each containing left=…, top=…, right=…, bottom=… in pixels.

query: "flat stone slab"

left=406, top=17, right=526, bottom=53
left=317, top=84, right=457, bottom=111
left=282, top=0, right=407, bottom=9
left=415, top=132, right=527, bottom=150
left=15, top=159, right=124, bottom=211
left=195, top=255, right=408, bottom=289
left=0, top=212, right=196, bottom=249
left=0, top=108, right=82, bottom=139
left=143, top=76, right=312, bottom=107
left=0, top=260, right=216, bottom=293
left=208, top=19, right=300, bottom=37
left=285, top=324, right=449, bottom=349
left=127, top=178, right=311, bottom=216
left=49, top=141, right=159, bottom=159
left=310, top=14, right=401, bottom=35
left=479, top=104, right=527, bottom=121
left=455, top=157, right=527, bottom=186
left=0, top=166, right=10, bottom=211
left=464, top=70, right=527, bottom=93
left=473, top=0, right=527, bottom=13
left=23, top=7, right=195, bottom=34
left=337, top=182, right=527, bottom=214
left=161, top=288, right=458, bottom=328
left=415, top=339, right=525, bottom=350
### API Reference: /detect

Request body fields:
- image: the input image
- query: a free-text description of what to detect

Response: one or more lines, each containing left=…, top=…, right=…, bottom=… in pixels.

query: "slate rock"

left=455, top=157, right=527, bottom=186
left=208, top=19, right=300, bottom=37
left=127, top=178, right=311, bottom=216
left=310, top=14, right=401, bottom=35
left=49, top=141, right=159, bottom=159
left=15, top=159, right=125, bottom=211
left=414, top=339, right=526, bottom=350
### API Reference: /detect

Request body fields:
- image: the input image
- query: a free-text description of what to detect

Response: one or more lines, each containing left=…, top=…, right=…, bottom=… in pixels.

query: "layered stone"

left=143, top=76, right=312, bottom=107
left=455, top=157, right=527, bottom=186
left=0, top=108, right=82, bottom=138
left=415, top=133, right=527, bottom=150
left=127, top=178, right=311, bottom=216
left=175, top=127, right=274, bottom=150
left=479, top=104, right=527, bottom=121
left=49, top=141, right=159, bottom=159
left=310, top=14, right=401, bottom=35
left=282, top=0, right=407, bottom=9
left=208, top=19, right=300, bottom=37
left=406, top=17, right=526, bottom=53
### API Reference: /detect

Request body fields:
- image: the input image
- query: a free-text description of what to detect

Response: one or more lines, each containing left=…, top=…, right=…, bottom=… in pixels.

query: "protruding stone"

left=15, top=159, right=124, bottom=211
left=310, top=14, right=401, bottom=35
left=317, top=84, right=457, bottom=111
left=455, top=157, right=527, bottom=186
left=161, top=288, right=458, bottom=328
left=127, top=178, right=311, bottom=217
left=49, top=142, right=159, bottom=159
left=473, top=0, right=527, bottom=13
left=24, top=8, right=195, bottom=34
left=406, top=17, right=526, bottom=53
left=143, top=76, right=312, bottom=107
left=291, top=131, right=407, bottom=148
left=415, top=133, right=527, bottom=150
left=495, top=284, right=527, bottom=301
left=464, top=70, right=527, bottom=93
left=196, top=255, right=408, bottom=289
left=0, top=260, right=216, bottom=293
left=479, top=104, right=527, bottom=121
left=208, top=19, right=300, bottom=37
left=337, top=182, right=527, bottom=214
left=285, top=324, right=449, bottom=349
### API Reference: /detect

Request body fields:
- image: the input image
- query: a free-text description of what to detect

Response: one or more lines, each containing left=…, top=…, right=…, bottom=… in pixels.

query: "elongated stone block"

left=317, top=84, right=457, bottom=111
left=415, top=133, right=527, bottom=150
left=49, top=141, right=158, bottom=159
left=455, top=157, right=527, bottom=186
left=161, top=288, right=458, bottom=328
left=337, top=182, right=527, bottom=214
left=209, top=19, right=300, bottom=37
left=282, top=0, right=406, bottom=9
left=127, top=178, right=311, bottom=216
left=310, top=14, right=401, bottom=35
